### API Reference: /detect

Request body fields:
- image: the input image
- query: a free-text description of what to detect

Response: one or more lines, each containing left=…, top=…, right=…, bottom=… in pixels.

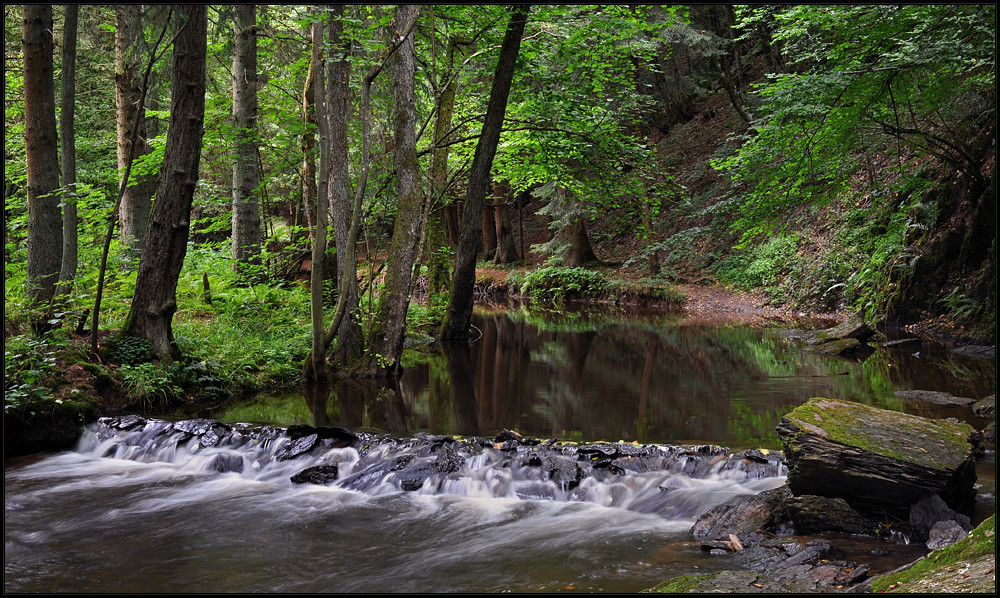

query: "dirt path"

left=674, top=284, right=846, bottom=326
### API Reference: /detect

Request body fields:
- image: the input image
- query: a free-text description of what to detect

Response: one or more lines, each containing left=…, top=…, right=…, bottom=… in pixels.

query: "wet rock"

left=822, top=316, right=876, bottom=342
left=881, top=338, right=923, bottom=352
left=784, top=495, right=878, bottom=535
left=776, top=398, right=980, bottom=518
left=208, top=453, right=245, bottom=474
left=287, top=424, right=358, bottom=447
left=972, top=395, right=995, bottom=417
left=983, top=422, right=996, bottom=444
left=926, top=520, right=968, bottom=550
left=543, top=455, right=585, bottom=490
left=432, top=444, right=465, bottom=473
left=715, top=449, right=786, bottom=479
left=290, top=464, right=339, bottom=485
left=100, top=415, right=146, bottom=430
left=909, top=493, right=972, bottom=544
left=951, top=344, right=995, bottom=359
left=174, top=419, right=233, bottom=448
left=274, top=433, right=319, bottom=461
left=691, top=486, right=792, bottom=544
left=809, top=337, right=860, bottom=356
left=656, top=537, right=871, bottom=593
left=893, top=390, right=976, bottom=406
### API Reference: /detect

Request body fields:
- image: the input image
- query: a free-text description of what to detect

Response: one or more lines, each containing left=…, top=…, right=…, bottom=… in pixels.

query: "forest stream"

left=4, top=307, right=995, bottom=593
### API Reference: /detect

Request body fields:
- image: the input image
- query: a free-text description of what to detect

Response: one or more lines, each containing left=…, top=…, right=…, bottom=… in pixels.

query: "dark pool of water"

left=211, top=306, right=995, bottom=451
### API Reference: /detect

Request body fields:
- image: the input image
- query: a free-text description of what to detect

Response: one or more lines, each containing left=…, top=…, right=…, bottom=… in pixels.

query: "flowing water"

left=5, top=306, right=994, bottom=593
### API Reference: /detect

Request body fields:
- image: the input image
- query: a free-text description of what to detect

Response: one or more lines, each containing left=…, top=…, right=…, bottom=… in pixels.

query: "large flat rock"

left=776, top=398, right=980, bottom=518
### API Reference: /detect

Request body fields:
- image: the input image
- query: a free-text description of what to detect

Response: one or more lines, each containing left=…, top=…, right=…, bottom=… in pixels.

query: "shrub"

left=517, top=266, right=610, bottom=303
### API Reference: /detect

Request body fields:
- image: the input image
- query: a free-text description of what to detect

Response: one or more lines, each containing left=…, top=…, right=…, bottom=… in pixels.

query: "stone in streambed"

left=776, top=398, right=981, bottom=518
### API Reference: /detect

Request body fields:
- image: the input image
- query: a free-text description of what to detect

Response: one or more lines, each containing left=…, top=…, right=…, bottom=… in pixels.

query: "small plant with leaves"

left=518, top=266, right=610, bottom=303
left=4, top=335, right=59, bottom=414
left=106, top=336, right=155, bottom=366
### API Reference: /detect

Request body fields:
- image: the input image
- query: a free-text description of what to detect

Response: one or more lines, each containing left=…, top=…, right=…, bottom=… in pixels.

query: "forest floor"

left=671, top=283, right=846, bottom=327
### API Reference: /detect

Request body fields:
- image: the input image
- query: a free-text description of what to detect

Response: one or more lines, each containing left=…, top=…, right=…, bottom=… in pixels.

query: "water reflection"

left=212, top=306, right=994, bottom=450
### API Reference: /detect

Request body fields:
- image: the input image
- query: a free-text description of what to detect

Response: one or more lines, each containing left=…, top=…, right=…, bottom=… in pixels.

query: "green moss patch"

left=786, top=398, right=976, bottom=470
left=869, top=514, right=995, bottom=593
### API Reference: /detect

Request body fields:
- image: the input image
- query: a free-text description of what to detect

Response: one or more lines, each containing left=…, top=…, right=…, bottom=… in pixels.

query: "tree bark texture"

left=55, top=4, right=79, bottom=305
left=563, top=218, right=599, bottom=267
left=309, top=15, right=331, bottom=382
left=361, top=4, right=423, bottom=376
left=23, top=4, right=62, bottom=308
left=114, top=5, right=156, bottom=266
left=441, top=4, right=530, bottom=340
left=492, top=180, right=518, bottom=265
left=122, top=5, right=206, bottom=362
left=300, top=54, right=317, bottom=239
left=231, top=4, right=262, bottom=274
left=481, top=201, right=497, bottom=260
left=426, top=66, right=458, bottom=295
left=326, top=4, right=364, bottom=367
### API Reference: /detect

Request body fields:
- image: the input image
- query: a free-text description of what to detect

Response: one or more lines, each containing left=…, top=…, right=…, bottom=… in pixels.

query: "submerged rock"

left=691, top=486, right=792, bottom=546
left=972, top=395, right=995, bottom=417
left=651, top=537, right=870, bottom=593
left=908, top=493, right=972, bottom=546
left=776, top=398, right=980, bottom=518
left=893, top=390, right=976, bottom=406
left=290, top=464, right=339, bottom=485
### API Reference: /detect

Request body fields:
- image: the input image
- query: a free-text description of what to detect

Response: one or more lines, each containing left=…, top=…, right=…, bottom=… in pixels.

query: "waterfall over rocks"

left=87, top=416, right=787, bottom=518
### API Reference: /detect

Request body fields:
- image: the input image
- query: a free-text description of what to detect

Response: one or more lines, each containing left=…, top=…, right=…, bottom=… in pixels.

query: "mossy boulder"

left=776, top=398, right=981, bottom=518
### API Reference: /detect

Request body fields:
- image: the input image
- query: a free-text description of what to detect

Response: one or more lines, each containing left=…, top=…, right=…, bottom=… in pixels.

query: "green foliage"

left=715, top=234, right=800, bottom=293
left=515, top=266, right=610, bottom=303
left=106, top=336, right=155, bottom=366
left=4, top=335, right=59, bottom=414
left=120, top=362, right=178, bottom=410
left=717, top=5, right=995, bottom=247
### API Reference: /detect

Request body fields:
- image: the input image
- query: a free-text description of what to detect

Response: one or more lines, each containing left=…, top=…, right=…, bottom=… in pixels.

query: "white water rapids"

left=5, top=418, right=787, bottom=593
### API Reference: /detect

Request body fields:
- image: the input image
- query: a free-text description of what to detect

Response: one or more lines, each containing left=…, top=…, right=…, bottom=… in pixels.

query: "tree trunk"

left=326, top=4, right=364, bottom=367
left=309, top=14, right=331, bottom=382
left=114, top=5, right=155, bottom=268
left=300, top=51, right=317, bottom=240
left=481, top=201, right=497, bottom=261
left=231, top=4, right=262, bottom=278
left=54, top=4, right=79, bottom=309
left=441, top=4, right=530, bottom=340
left=121, top=5, right=206, bottom=362
left=300, top=5, right=420, bottom=381
left=359, top=4, right=423, bottom=377
left=23, top=4, right=62, bottom=310
left=563, top=218, right=599, bottom=267
left=641, top=195, right=660, bottom=276
left=493, top=180, right=518, bottom=265
left=426, top=64, right=459, bottom=296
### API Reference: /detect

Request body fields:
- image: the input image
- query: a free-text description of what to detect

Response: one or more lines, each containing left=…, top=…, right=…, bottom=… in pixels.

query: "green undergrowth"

left=505, top=266, right=685, bottom=306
